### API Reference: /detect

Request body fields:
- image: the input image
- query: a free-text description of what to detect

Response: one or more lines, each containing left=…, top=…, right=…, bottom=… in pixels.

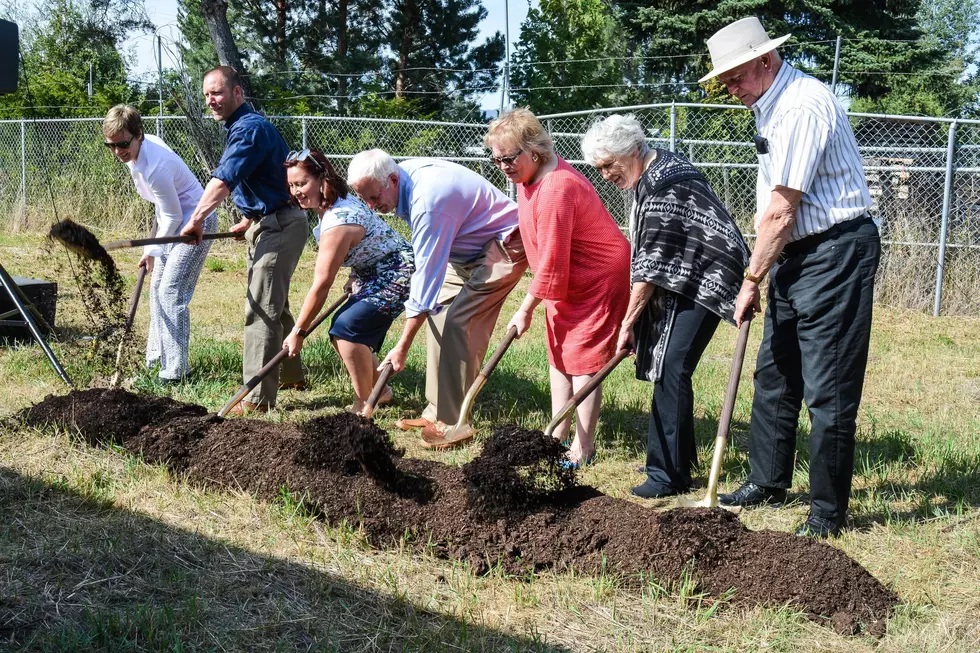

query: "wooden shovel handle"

left=480, top=326, right=518, bottom=377
left=217, top=293, right=350, bottom=417
left=124, top=265, right=148, bottom=331
left=103, top=231, right=240, bottom=251
left=361, top=362, right=394, bottom=419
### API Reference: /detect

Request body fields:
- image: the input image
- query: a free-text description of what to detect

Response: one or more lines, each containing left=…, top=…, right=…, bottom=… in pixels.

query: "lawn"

left=1, top=229, right=979, bottom=651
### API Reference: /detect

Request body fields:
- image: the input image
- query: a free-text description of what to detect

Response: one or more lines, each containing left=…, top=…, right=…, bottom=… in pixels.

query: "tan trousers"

left=422, top=231, right=527, bottom=424
left=243, top=207, right=308, bottom=406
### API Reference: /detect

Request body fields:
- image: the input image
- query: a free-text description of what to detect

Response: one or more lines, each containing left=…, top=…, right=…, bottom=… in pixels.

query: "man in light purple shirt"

left=348, top=151, right=527, bottom=445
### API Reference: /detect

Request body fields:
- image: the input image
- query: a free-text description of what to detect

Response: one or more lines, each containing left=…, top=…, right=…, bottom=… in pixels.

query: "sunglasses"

left=286, top=148, right=324, bottom=172
left=489, top=150, right=522, bottom=166
left=104, top=139, right=134, bottom=150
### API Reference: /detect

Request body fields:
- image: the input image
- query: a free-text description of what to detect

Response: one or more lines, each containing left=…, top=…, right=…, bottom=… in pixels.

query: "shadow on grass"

left=0, top=466, right=568, bottom=652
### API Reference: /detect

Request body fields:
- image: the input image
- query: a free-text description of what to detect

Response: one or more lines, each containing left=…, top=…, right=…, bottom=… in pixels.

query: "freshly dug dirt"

left=462, top=425, right=575, bottom=519
left=18, top=389, right=899, bottom=634
left=48, top=220, right=114, bottom=269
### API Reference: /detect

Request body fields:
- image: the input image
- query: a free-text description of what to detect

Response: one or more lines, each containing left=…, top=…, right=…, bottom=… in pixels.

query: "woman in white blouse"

left=103, top=105, right=217, bottom=384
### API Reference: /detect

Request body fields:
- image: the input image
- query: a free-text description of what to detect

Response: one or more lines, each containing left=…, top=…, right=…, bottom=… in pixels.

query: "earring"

left=532, top=154, right=538, bottom=162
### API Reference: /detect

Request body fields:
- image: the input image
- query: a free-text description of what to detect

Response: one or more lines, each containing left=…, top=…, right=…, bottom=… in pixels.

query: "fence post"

left=301, top=117, right=308, bottom=150
left=669, top=103, right=677, bottom=153
left=722, top=164, right=730, bottom=208
left=20, top=119, right=26, bottom=226
left=933, top=119, right=958, bottom=317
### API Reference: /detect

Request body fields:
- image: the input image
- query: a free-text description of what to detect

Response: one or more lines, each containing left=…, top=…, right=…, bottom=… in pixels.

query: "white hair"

left=347, top=148, right=399, bottom=186
left=580, top=114, right=650, bottom=166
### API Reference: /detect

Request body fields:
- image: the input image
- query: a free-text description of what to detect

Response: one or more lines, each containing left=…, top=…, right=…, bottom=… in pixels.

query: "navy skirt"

left=328, top=295, right=398, bottom=353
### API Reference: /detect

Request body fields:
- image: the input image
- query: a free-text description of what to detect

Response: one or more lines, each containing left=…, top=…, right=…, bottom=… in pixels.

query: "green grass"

left=1, top=235, right=979, bottom=651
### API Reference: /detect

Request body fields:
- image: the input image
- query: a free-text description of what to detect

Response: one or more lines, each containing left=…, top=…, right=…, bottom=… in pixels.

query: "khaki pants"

left=243, top=207, right=308, bottom=406
left=422, top=231, right=527, bottom=424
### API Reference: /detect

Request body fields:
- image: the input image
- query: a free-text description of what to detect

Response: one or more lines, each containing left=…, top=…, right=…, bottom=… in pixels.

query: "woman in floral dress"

left=282, top=149, right=414, bottom=413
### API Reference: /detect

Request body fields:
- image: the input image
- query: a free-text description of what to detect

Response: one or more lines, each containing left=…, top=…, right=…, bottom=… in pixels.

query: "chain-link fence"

left=1, top=104, right=977, bottom=315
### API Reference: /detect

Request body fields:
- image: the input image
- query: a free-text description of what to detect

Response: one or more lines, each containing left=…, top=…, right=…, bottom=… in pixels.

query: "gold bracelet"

left=744, top=269, right=765, bottom=284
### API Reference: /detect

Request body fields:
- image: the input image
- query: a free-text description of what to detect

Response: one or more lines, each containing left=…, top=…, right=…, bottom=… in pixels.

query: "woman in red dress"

left=485, top=108, right=630, bottom=467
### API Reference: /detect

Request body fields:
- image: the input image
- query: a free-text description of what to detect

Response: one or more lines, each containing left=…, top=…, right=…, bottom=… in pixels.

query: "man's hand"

left=138, top=254, right=154, bottom=272
left=378, top=342, right=409, bottom=373
left=228, top=217, right=252, bottom=241
left=179, top=220, right=204, bottom=244
left=283, top=331, right=304, bottom=358
left=616, top=323, right=635, bottom=353
left=734, top=279, right=762, bottom=326
left=507, top=309, right=532, bottom=338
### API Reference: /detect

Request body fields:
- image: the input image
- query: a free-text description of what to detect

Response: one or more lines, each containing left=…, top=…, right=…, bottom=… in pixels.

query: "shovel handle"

left=544, top=348, right=631, bottom=437
left=448, top=326, right=519, bottom=434
left=217, top=292, right=350, bottom=417
left=124, top=265, right=149, bottom=331
left=702, top=318, right=753, bottom=497
left=361, top=362, right=394, bottom=419
left=480, top=326, right=518, bottom=377
left=104, top=231, right=240, bottom=251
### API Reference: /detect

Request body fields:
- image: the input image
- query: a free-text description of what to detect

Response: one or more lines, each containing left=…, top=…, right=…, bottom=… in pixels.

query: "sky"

left=123, top=0, right=535, bottom=111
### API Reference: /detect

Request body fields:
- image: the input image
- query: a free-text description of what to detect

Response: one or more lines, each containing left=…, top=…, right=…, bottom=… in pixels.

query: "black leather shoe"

left=718, top=481, right=786, bottom=507
left=631, top=480, right=680, bottom=499
left=794, top=514, right=843, bottom=538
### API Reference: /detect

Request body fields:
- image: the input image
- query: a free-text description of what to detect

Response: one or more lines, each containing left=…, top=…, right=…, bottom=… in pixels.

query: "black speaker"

left=0, top=19, right=19, bottom=95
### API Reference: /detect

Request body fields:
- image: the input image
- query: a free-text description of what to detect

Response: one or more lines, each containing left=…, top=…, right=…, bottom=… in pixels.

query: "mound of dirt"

left=20, top=388, right=206, bottom=447
left=462, top=425, right=575, bottom=518
left=20, top=389, right=899, bottom=634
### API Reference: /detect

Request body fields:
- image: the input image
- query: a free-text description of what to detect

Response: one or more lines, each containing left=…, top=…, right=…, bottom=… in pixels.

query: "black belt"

left=780, top=214, right=873, bottom=259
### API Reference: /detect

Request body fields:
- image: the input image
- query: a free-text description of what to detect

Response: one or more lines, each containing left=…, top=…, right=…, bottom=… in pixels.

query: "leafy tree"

left=0, top=0, right=150, bottom=118
left=508, top=0, right=630, bottom=114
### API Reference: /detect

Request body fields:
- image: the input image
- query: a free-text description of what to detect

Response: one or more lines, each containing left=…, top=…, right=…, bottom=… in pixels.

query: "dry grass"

left=1, top=231, right=979, bottom=651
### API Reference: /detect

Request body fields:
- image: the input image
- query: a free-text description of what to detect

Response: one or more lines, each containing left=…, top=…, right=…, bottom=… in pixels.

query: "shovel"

left=677, top=318, right=752, bottom=510
left=360, top=362, right=395, bottom=419
left=109, top=264, right=148, bottom=387
left=103, top=232, right=240, bottom=251
left=543, top=348, right=632, bottom=438
left=217, top=292, right=350, bottom=417
left=422, top=326, right=519, bottom=446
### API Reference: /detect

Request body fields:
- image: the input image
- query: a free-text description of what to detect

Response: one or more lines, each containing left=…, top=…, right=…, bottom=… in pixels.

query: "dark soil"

left=48, top=220, right=114, bottom=269
left=18, top=389, right=899, bottom=635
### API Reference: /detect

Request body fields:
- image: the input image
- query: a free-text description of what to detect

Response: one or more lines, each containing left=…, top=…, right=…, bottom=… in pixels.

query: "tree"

left=199, top=0, right=254, bottom=99
left=509, top=0, right=629, bottom=114
left=0, top=0, right=150, bottom=118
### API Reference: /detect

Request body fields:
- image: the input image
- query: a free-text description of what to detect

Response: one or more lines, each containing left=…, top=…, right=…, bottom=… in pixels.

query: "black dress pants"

left=643, top=295, right=720, bottom=493
left=747, top=216, right=880, bottom=522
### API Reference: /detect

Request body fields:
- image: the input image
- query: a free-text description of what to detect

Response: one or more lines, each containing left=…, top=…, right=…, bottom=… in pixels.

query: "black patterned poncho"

left=631, top=149, right=749, bottom=383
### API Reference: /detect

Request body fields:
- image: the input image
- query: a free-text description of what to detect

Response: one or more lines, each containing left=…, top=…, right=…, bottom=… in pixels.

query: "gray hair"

left=580, top=114, right=650, bottom=166
left=347, top=148, right=399, bottom=187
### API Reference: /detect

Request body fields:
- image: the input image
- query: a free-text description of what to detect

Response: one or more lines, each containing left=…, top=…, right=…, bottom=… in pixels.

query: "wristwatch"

left=291, top=326, right=308, bottom=337
left=744, top=269, right=765, bottom=284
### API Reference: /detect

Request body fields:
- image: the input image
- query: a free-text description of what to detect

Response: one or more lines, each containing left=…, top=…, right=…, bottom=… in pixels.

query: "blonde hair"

left=103, top=104, right=143, bottom=138
left=484, top=107, right=554, bottom=163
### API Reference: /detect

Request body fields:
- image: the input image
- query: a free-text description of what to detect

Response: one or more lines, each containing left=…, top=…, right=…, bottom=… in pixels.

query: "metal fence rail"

left=1, top=103, right=977, bottom=316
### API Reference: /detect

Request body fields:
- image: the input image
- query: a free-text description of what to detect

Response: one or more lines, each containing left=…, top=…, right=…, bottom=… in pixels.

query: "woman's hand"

left=616, top=323, right=635, bottom=353
left=507, top=309, right=532, bottom=338
left=283, top=330, right=304, bottom=358
left=378, top=342, right=409, bottom=373
left=138, top=254, right=154, bottom=272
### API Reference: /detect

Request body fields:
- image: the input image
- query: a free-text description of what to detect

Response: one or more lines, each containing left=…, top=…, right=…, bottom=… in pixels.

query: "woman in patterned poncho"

left=582, top=115, right=750, bottom=499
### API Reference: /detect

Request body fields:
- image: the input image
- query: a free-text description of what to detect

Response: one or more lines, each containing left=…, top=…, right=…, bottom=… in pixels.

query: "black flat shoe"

left=794, top=514, right=843, bottom=538
left=631, top=481, right=680, bottom=499
left=718, top=481, right=787, bottom=507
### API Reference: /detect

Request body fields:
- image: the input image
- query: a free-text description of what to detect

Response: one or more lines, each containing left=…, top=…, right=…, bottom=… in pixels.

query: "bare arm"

left=507, top=292, right=544, bottom=337
left=379, top=314, right=428, bottom=373
left=180, top=177, right=235, bottom=242
left=733, top=186, right=802, bottom=325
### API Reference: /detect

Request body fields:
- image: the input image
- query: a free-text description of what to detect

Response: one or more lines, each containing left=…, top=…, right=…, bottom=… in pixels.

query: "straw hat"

left=699, top=17, right=791, bottom=83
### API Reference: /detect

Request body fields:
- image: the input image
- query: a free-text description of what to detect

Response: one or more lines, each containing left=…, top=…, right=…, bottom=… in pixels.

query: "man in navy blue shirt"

left=181, top=66, right=307, bottom=413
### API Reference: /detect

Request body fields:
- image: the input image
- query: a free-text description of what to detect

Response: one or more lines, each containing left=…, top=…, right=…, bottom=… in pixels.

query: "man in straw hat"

left=701, top=17, right=881, bottom=537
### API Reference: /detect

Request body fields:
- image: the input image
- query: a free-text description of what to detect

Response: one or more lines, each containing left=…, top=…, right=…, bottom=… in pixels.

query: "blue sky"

left=123, top=0, right=535, bottom=110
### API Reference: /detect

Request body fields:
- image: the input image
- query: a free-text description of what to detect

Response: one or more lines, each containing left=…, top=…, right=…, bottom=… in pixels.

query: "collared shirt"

left=394, top=158, right=519, bottom=317
left=752, top=62, right=872, bottom=241
left=211, top=104, right=292, bottom=217
left=127, top=134, right=207, bottom=257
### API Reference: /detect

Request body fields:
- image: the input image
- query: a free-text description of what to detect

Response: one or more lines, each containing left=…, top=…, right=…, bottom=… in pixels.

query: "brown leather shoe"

left=420, top=421, right=451, bottom=443
left=225, top=400, right=275, bottom=416
left=278, top=381, right=308, bottom=391
left=395, top=417, right=434, bottom=431
left=419, top=424, right=475, bottom=450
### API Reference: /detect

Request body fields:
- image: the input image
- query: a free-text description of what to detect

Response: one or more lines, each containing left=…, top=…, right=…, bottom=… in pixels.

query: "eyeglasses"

left=489, top=150, right=522, bottom=166
left=286, top=148, right=324, bottom=172
left=104, top=139, right=134, bottom=150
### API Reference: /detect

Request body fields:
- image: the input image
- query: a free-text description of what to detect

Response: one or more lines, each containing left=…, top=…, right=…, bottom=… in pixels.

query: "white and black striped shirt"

left=752, top=62, right=872, bottom=241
